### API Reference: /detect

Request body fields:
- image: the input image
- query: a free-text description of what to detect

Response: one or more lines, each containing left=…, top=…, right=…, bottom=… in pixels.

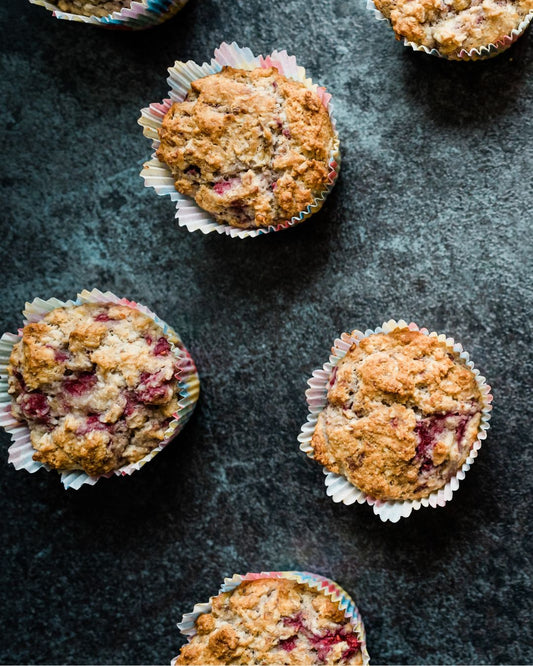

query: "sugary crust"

left=176, top=578, right=363, bottom=665
left=53, top=0, right=131, bottom=17
left=374, top=0, right=533, bottom=56
left=7, top=303, right=182, bottom=476
left=310, top=329, right=483, bottom=501
left=156, top=66, right=335, bottom=230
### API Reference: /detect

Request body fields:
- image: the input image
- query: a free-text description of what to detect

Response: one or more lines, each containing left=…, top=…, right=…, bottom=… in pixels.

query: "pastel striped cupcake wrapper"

left=366, top=0, right=533, bottom=60
left=174, top=570, right=369, bottom=665
left=298, top=319, right=493, bottom=523
left=138, top=41, right=340, bottom=239
left=28, top=0, right=188, bottom=29
left=0, top=288, right=200, bottom=489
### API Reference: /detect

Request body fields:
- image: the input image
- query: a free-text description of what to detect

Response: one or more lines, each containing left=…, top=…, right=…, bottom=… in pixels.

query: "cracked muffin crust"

left=374, top=0, right=533, bottom=57
left=52, top=0, right=131, bottom=17
left=176, top=578, right=363, bottom=665
left=310, top=329, right=483, bottom=501
left=156, top=66, right=336, bottom=230
left=7, top=303, right=182, bottom=476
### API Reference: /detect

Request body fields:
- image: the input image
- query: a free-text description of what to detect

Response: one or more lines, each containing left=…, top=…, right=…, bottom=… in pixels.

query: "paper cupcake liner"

left=298, top=319, right=493, bottom=523
left=28, top=0, right=188, bottom=30
left=0, top=288, right=200, bottom=489
left=138, top=41, right=340, bottom=239
left=366, top=0, right=533, bottom=60
left=174, top=571, right=369, bottom=665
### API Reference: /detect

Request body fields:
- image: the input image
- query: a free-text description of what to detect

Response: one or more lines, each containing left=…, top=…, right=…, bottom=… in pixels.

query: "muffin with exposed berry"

left=307, top=326, right=491, bottom=503
left=4, top=295, right=198, bottom=481
left=373, top=0, right=533, bottom=59
left=155, top=65, right=337, bottom=231
left=175, top=574, right=368, bottom=665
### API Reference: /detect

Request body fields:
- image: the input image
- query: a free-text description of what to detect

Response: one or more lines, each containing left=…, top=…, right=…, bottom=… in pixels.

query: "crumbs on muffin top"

left=53, top=0, right=131, bottom=17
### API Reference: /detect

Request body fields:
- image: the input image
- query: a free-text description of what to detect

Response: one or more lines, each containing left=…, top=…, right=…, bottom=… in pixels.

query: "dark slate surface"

left=1, top=0, right=532, bottom=664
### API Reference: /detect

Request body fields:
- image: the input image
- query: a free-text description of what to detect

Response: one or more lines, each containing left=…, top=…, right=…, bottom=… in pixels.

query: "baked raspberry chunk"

left=311, top=329, right=484, bottom=500
left=153, top=336, right=171, bottom=356
left=7, top=302, right=183, bottom=477
left=176, top=578, right=365, bottom=665
left=18, top=392, right=50, bottom=421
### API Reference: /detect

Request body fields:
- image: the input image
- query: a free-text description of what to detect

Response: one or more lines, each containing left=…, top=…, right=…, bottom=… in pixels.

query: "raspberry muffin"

left=310, top=328, right=485, bottom=501
left=51, top=0, right=131, bottom=17
left=373, top=0, right=533, bottom=58
left=7, top=302, right=186, bottom=477
left=176, top=576, right=366, bottom=665
left=156, top=66, right=336, bottom=230
left=29, top=0, right=188, bottom=28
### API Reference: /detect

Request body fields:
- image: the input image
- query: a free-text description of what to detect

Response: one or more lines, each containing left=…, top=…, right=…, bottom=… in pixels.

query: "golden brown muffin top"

left=157, top=66, right=336, bottom=230
left=8, top=303, right=181, bottom=476
left=176, top=578, right=363, bottom=665
left=54, top=0, right=131, bottom=18
left=311, top=329, right=483, bottom=500
left=374, top=0, right=533, bottom=57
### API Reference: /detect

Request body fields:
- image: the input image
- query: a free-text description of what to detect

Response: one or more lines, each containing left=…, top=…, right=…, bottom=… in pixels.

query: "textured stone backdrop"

left=1, top=0, right=532, bottom=663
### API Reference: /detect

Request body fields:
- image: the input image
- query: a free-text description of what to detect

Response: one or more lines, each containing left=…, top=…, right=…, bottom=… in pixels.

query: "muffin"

left=29, top=0, right=188, bottom=28
left=156, top=67, right=336, bottom=230
left=309, top=327, right=487, bottom=502
left=3, top=295, right=198, bottom=480
left=373, top=0, right=533, bottom=58
left=51, top=0, right=131, bottom=17
left=298, top=322, right=493, bottom=521
left=176, top=575, right=368, bottom=665
left=139, top=43, right=340, bottom=238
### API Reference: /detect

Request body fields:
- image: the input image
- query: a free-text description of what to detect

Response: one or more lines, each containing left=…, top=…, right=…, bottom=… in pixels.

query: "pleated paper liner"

left=28, top=0, right=188, bottom=29
left=366, top=0, right=533, bottom=61
left=0, top=288, right=199, bottom=489
left=298, top=319, right=493, bottom=523
left=174, top=571, right=370, bottom=665
left=138, top=41, right=340, bottom=239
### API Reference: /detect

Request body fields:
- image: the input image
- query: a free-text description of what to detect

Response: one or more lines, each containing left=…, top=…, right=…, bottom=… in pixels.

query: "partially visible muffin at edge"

left=53, top=0, right=131, bottom=17
left=311, top=329, right=483, bottom=501
left=374, top=0, right=533, bottom=57
left=175, top=578, right=363, bottom=665
left=7, top=303, right=182, bottom=476
left=156, top=66, right=336, bottom=230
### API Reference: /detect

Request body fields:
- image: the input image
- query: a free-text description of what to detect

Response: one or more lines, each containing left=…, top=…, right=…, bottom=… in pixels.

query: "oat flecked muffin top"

left=374, top=0, right=533, bottom=57
left=8, top=303, right=182, bottom=476
left=176, top=578, right=363, bottom=665
left=156, top=66, right=336, bottom=230
left=53, top=0, right=131, bottom=18
left=311, top=329, right=483, bottom=501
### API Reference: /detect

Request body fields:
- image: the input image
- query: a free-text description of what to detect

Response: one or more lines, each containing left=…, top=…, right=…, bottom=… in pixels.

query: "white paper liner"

left=298, top=319, right=493, bottom=523
left=366, top=0, right=533, bottom=60
left=174, top=571, right=369, bottom=665
left=0, top=288, right=200, bottom=489
left=138, top=42, right=340, bottom=239
left=28, top=0, right=188, bottom=29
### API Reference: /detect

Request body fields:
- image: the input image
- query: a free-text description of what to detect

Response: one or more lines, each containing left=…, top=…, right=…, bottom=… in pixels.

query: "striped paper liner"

left=298, top=319, right=493, bottom=523
left=138, top=42, right=340, bottom=239
left=0, top=288, right=199, bottom=489
left=366, top=0, right=533, bottom=60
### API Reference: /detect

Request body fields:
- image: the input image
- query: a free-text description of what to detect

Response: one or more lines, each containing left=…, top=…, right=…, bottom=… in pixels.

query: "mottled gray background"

left=1, top=0, right=532, bottom=664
